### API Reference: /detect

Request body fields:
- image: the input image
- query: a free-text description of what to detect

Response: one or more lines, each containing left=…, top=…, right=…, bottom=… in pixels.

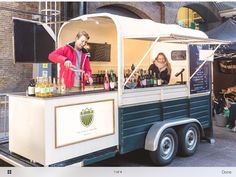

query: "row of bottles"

left=124, top=66, right=162, bottom=89
left=28, top=77, right=66, bottom=97
left=93, top=70, right=117, bottom=85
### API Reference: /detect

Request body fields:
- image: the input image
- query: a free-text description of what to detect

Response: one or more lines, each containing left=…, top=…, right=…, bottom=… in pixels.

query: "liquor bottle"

left=140, top=69, right=146, bottom=87
left=157, top=73, right=162, bottom=86
left=104, top=69, right=110, bottom=91
left=40, top=77, right=47, bottom=97
left=80, top=72, right=85, bottom=92
left=153, top=72, right=157, bottom=86
left=150, top=70, right=154, bottom=87
left=131, top=64, right=135, bottom=71
left=96, top=70, right=100, bottom=84
left=109, top=70, right=116, bottom=90
left=142, top=70, right=147, bottom=87
left=45, top=77, right=50, bottom=97
left=48, top=76, right=54, bottom=96
left=60, top=78, right=66, bottom=94
left=35, top=77, right=40, bottom=97
left=53, top=77, right=58, bottom=95
left=57, top=78, right=61, bottom=94
left=28, top=79, right=36, bottom=96
left=144, top=70, right=149, bottom=87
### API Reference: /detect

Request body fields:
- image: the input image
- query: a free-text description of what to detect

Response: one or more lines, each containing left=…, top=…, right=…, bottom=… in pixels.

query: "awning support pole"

left=124, top=36, right=160, bottom=87
left=190, top=44, right=221, bottom=80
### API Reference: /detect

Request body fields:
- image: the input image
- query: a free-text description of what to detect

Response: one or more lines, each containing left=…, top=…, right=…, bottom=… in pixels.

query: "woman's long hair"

left=155, top=52, right=172, bottom=75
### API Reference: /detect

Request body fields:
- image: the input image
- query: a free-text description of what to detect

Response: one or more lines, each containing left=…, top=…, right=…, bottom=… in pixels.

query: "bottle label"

left=110, top=82, right=115, bottom=89
left=158, top=79, right=162, bottom=86
left=35, top=87, right=40, bottom=94
left=142, top=79, right=146, bottom=86
left=104, top=82, right=110, bottom=90
left=50, top=87, right=54, bottom=93
left=41, top=88, right=46, bottom=94
left=28, top=86, right=35, bottom=95
left=61, top=85, right=66, bottom=94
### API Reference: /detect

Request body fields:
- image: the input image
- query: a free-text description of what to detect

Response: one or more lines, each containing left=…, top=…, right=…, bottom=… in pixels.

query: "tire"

left=177, top=123, right=200, bottom=157
left=149, top=128, right=178, bottom=166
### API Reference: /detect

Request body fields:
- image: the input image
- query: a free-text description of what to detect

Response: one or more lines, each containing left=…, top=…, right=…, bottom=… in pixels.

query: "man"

left=48, top=31, right=93, bottom=89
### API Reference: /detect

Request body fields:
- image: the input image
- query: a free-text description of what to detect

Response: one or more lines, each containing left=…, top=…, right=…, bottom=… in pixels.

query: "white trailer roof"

left=68, top=13, right=207, bottom=39
left=59, top=13, right=229, bottom=44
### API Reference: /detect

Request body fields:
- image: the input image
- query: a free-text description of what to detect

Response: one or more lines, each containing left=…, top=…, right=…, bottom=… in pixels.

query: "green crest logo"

left=80, top=108, right=94, bottom=127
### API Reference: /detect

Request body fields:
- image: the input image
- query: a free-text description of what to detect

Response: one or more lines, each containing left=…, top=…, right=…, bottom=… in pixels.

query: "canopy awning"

left=59, top=13, right=229, bottom=45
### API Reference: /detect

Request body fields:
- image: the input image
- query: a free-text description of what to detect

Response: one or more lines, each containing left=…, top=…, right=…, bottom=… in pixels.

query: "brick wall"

left=0, top=2, right=38, bottom=93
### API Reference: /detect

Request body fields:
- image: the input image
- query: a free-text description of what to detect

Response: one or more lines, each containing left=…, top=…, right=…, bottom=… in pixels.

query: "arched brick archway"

left=87, top=2, right=164, bottom=22
left=163, top=2, right=221, bottom=30
left=184, top=3, right=220, bottom=23
left=96, top=4, right=150, bottom=19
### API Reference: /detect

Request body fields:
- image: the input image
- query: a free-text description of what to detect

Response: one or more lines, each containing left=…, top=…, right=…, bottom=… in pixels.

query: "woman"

left=148, top=52, right=171, bottom=84
left=48, top=31, right=93, bottom=88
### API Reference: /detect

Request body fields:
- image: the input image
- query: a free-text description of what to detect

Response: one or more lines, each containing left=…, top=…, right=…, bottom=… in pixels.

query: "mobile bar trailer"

left=3, top=13, right=229, bottom=166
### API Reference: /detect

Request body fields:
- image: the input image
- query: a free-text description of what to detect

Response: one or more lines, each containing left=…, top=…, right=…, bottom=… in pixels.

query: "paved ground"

left=91, top=120, right=236, bottom=167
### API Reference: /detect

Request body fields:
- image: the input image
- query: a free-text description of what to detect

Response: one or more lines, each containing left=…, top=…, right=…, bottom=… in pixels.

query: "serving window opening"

left=123, top=38, right=188, bottom=90
left=57, top=16, right=118, bottom=93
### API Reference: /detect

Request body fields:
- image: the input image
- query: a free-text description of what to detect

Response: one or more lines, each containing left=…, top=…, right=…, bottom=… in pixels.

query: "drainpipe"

left=63, top=2, right=68, bottom=21
left=79, top=1, right=87, bottom=16
left=160, top=3, right=165, bottom=23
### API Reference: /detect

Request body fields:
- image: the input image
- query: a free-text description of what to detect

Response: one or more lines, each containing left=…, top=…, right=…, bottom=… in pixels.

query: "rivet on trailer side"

left=57, top=13, right=230, bottom=166
left=5, top=13, right=230, bottom=167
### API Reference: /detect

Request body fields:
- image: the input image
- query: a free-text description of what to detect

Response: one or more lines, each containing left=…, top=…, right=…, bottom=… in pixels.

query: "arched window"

left=177, top=7, right=205, bottom=31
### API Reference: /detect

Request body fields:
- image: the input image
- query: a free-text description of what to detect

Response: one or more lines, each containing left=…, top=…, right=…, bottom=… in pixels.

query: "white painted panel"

left=121, top=85, right=188, bottom=106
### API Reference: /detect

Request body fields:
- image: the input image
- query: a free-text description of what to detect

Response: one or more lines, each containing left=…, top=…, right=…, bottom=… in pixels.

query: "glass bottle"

left=35, top=77, right=40, bottom=97
left=153, top=72, right=157, bottom=86
left=141, top=69, right=146, bottom=87
left=150, top=70, right=154, bottom=87
left=57, top=78, right=61, bottom=94
left=60, top=78, right=66, bottom=94
left=28, top=79, right=36, bottom=96
left=146, top=70, right=151, bottom=87
left=53, top=77, right=58, bottom=95
left=48, top=76, right=54, bottom=96
left=80, top=72, right=85, bottom=92
left=109, top=70, right=116, bottom=90
left=104, top=69, right=110, bottom=91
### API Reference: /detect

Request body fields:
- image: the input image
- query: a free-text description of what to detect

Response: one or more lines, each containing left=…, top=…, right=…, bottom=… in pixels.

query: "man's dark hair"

left=76, top=31, right=90, bottom=40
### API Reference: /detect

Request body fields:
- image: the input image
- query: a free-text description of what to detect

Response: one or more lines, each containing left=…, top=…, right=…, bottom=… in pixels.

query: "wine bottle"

left=150, top=70, right=154, bottom=87
left=80, top=72, right=85, bottom=92
left=60, top=78, right=66, bottom=94
left=109, top=70, right=115, bottom=90
left=104, top=69, right=110, bottom=91
left=153, top=72, right=157, bottom=86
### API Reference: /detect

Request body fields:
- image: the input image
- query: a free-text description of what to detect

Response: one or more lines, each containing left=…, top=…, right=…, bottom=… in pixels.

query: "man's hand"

left=64, top=60, right=72, bottom=68
left=64, top=60, right=76, bottom=70
left=88, top=77, right=93, bottom=85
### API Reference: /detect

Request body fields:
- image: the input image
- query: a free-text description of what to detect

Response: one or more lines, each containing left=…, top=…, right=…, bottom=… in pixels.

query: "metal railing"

left=0, top=93, right=9, bottom=143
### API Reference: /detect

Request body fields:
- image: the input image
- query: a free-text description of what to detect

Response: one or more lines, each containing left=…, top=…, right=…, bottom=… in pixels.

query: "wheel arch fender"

left=145, top=118, right=203, bottom=151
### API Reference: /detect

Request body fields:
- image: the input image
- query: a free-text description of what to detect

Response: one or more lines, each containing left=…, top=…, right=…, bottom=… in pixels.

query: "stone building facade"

left=0, top=2, right=223, bottom=93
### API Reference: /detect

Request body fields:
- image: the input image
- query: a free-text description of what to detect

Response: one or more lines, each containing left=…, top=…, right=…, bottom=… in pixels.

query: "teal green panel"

left=122, top=103, right=159, bottom=114
left=123, top=122, right=155, bottom=136
left=119, top=95, right=212, bottom=154
left=123, top=114, right=160, bottom=129
left=163, top=109, right=188, bottom=120
left=120, top=132, right=147, bottom=154
left=190, top=95, right=211, bottom=128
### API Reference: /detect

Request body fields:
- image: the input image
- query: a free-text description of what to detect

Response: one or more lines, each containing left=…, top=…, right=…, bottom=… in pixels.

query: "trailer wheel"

left=178, top=123, right=200, bottom=157
left=150, top=128, right=178, bottom=166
